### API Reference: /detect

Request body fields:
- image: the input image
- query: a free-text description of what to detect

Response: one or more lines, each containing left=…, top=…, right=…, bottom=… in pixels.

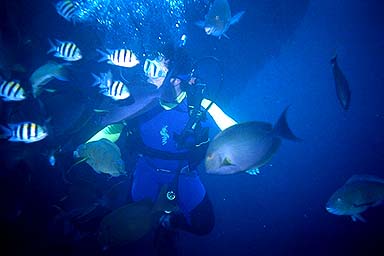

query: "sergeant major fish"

left=0, top=79, right=26, bottom=101
left=97, top=49, right=139, bottom=68
left=30, top=61, right=70, bottom=98
left=92, top=71, right=130, bottom=100
left=196, top=0, right=245, bottom=39
left=326, top=175, right=384, bottom=222
left=331, top=54, right=351, bottom=110
left=47, top=39, right=82, bottom=61
left=55, top=0, right=78, bottom=23
left=0, top=122, right=48, bottom=143
left=205, top=107, right=301, bottom=175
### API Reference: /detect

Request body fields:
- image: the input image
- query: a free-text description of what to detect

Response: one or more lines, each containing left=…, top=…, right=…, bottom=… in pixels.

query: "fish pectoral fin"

left=221, top=157, right=234, bottom=167
left=352, top=201, right=376, bottom=208
left=351, top=214, right=367, bottom=223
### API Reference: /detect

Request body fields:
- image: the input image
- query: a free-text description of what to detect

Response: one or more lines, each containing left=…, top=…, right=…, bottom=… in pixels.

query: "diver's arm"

left=201, top=98, right=237, bottom=131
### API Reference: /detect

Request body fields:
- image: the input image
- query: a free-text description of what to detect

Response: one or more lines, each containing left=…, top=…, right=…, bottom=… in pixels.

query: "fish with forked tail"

left=205, top=107, right=301, bottom=175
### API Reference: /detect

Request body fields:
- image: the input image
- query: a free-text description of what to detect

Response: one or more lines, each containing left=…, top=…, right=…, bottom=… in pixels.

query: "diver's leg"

left=131, top=158, right=161, bottom=202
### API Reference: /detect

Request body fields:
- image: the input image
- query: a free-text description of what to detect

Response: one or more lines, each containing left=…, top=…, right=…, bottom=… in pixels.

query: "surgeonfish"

left=0, top=79, right=26, bottom=101
left=92, top=72, right=130, bottom=100
left=196, top=0, right=245, bottom=39
left=205, top=107, right=300, bottom=175
left=47, top=39, right=82, bottom=61
left=331, top=54, right=351, bottom=110
left=73, top=138, right=126, bottom=177
left=0, top=122, right=48, bottom=143
left=326, top=175, right=384, bottom=222
left=97, top=49, right=139, bottom=68
left=29, top=61, right=70, bottom=98
left=55, top=0, right=78, bottom=23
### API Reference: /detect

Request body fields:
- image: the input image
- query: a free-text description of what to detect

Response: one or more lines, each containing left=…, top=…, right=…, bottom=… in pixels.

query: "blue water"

left=1, top=0, right=384, bottom=255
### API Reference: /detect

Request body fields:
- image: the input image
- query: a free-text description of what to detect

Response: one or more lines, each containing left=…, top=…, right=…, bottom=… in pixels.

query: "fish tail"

left=91, top=73, right=101, bottom=86
left=330, top=54, right=337, bottom=64
left=96, top=49, right=108, bottom=62
left=0, top=124, right=11, bottom=139
left=273, top=106, right=302, bottom=141
left=47, top=38, right=57, bottom=54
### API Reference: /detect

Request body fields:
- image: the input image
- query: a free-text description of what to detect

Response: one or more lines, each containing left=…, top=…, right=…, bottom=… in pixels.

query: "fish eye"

left=337, top=198, right=342, bottom=202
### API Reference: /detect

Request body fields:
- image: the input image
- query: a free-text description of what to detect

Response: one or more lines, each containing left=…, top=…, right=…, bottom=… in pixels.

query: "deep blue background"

left=1, top=0, right=384, bottom=255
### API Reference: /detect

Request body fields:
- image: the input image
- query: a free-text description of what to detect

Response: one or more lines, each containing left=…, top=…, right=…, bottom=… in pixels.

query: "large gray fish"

left=326, top=175, right=384, bottom=222
left=29, top=61, right=69, bottom=98
left=331, top=55, right=351, bottom=110
left=196, top=0, right=245, bottom=39
left=205, top=107, right=300, bottom=175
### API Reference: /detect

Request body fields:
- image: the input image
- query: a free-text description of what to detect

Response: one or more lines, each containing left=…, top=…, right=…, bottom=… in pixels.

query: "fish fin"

left=352, top=214, right=366, bottom=223
left=44, top=88, right=56, bottom=93
left=273, top=106, right=302, bottom=141
left=195, top=20, right=205, bottom=28
left=91, top=73, right=101, bottom=86
left=230, top=11, right=245, bottom=25
left=330, top=54, right=337, bottom=65
left=222, top=33, right=230, bottom=39
left=96, top=49, right=108, bottom=62
left=346, top=175, right=384, bottom=184
left=66, top=157, right=89, bottom=175
left=221, top=157, right=233, bottom=167
left=0, top=125, right=11, bottom=139
left=47, top=38, right=57, bottom=54
left=245, top=168, right=260, bottom=175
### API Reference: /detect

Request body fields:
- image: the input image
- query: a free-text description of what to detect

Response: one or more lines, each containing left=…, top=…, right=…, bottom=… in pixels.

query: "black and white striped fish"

left=48, top=39, right=82, bottom=61
left=0, top=122, right=48, bottom=143
left=92, top=72, right=130, bottom=100
left=143, top=59, right=168, bottom=79
left=55, top=0, right=78, bottom=23
left=97, top=49, right=139, bottom=68
left=0, top=80, right=26, bottom=101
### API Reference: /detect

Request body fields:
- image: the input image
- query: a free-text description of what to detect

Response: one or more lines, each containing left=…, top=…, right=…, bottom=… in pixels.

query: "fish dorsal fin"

left=346, top=174, right=384, bottom=184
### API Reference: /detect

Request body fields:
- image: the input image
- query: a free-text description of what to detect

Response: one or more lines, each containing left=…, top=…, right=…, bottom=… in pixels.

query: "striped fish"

left=143, top=59, right=168, bottom=79
left=48, top=39, right=82, bottom=61
left=92, top=72, right=130, bottom=100
left=0, top=80, right=26, bottom=101
left=97, top=49, right=139, bottom=68
left=55, top=0, right=77, bottom=23
left=0, top=122, right=48, bottom=143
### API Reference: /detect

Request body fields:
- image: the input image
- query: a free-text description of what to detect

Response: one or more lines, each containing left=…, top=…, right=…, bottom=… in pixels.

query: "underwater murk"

left=0, top=0, right=384, bottom=255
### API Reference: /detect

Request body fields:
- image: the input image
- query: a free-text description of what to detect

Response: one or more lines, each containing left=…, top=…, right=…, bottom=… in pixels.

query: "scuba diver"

left=84, top=35, right=237, bottom=255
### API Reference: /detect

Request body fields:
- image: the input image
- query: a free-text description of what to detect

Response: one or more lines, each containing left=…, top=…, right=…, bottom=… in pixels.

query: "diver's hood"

left=160, top=79, right=178, bottom=103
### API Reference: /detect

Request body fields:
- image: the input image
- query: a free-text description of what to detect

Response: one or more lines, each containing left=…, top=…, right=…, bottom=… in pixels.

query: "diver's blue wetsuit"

left=130, top=95, right=219, bottom=235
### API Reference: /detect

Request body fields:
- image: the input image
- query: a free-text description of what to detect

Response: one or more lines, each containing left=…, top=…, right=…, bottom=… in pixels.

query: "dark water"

left=1, top=0, right=384, bottom=255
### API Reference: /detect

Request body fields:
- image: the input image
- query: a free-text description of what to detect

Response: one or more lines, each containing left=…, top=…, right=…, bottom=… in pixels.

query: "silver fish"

left=97, top=49, right=139, bottom=68
left=331, top=55, right=351, bottom=110
left=47, top=39, right=82, bottom=61
left=205, top=107, right=300, bottom=175
left=0, top=122, right=48, bottom=143
left=0, top=79, right=26, bottom=101
left=29, top=61, right=69, bottom=98
left=326, top=175, right=384, bottom=222
left=196, top=0, right=245, bottom=39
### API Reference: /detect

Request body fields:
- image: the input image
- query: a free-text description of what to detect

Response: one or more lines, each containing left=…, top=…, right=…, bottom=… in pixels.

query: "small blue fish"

left=0, top=122, right=48, bottom=143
